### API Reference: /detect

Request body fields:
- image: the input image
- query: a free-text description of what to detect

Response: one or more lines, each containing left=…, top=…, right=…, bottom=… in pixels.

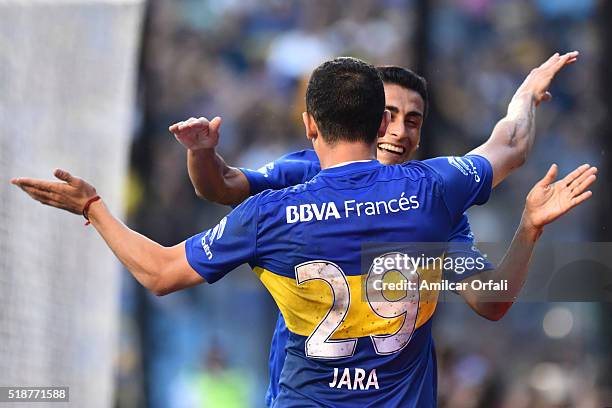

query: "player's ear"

left=303, top=112, right=318, bottom=141
left=378, top=109, right=391, bottom=139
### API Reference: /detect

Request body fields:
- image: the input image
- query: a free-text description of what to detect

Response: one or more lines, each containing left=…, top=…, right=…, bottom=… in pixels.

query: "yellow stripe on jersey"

left=253, top=263, right=442, bottom=338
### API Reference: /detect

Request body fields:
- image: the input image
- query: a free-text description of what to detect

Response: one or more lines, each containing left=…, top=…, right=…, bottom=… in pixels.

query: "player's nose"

left=389, top=122, right=406, bottom=138
left=388, top=129, right=409, bottom=143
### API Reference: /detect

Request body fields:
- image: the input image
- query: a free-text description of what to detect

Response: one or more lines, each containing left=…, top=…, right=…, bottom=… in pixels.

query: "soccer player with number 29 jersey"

left=186, top=151, right=493, bottom=406
left=13, top=55, right=596, bottom=408
left=171, top=53, right=581, bottom=406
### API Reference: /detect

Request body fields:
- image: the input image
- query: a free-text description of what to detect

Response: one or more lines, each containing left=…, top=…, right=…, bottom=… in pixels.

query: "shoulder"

left=397, top=160, right=445, bottom=184
left=254, top=149, right=320, bottom=181
left=232, top=180, right=303, bottom=217
left=421, top=155, right=491, bottom=180
left=274, top=149, right=319, bottom=166
left=251, top=182, right=310, bottom=207
left=414, top=156, right=493, bottom=194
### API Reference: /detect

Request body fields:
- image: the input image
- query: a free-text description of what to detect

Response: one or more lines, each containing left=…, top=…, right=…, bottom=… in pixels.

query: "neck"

left=317, top=141, right=376, bottom=169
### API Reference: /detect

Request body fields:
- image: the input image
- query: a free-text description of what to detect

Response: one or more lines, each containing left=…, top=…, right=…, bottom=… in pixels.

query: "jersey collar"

left=317, top=159, right=382, bottom=176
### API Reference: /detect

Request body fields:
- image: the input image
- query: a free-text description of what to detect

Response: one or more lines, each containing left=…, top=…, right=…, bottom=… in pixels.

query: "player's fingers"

left=540, top=53, right=568, bottom=74
left=568, top=166, right=598, bottom=190
left=16, top=184, right=50, bottom=202
left=539, top=53, right=561, bottom=71
left=178, top=118, right=197, bottom=130
left=555, top=54, right=571, bottom=68
left=540, top=53, right=559, bottom=68
left=563, top=50, right=579, bottom=60
left=209, top=116, right=222, bottom=134
left=547, top=57, right=568, bottom=74
left=54, top=168, right=74, bottom=184
left=11, top=177, right=58, bottom=192
left=26, top=189, right=52, bottom=205
left=561, top=164, right=590, bottom=186
left=572, top=173, right=597, bottom=196
left=570, top=190, right=593, bottom=208
left=19, top=184, right=48, bottom=198
left=553, top=51, right=578, bottom=70
left=180, top=118, right=207, bottom=131
left=559, top=51, right=577, bottom=58
left=12, top=183, right=62, bottom=207
left=538, top=164, right=558, bottom=186
left=195, top=117, right=212, bottom=129
left=21, top=185, right=62, bottom=204
left=14, top=183, right=37, bottom=197
left=541, top=92, right=552, bottom=103
left=25, top=188, right=71, bottom=211
left=168, top=122, right=181, bottom=132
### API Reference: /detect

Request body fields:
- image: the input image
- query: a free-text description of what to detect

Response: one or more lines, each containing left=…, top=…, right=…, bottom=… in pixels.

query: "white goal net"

left=0, top=0, right=144, bottom=406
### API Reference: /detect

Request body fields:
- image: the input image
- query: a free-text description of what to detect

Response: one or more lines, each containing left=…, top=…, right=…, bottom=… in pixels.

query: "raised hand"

left=169, top=116, right=222, bottom=151
left=11, top=169, right=98, bottom=215
left=523, top=163, right=597, bottom=230
left=514, top=51, right=579, bottom=106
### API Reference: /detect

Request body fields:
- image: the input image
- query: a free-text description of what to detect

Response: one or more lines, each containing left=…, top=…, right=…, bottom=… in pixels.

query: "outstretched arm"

left=169, top=117, right=250, bottom=206
left=459, top=163, right=597, bottom=320
left=11, top=170, right=204, bottom=296
left=470, top=51, right=579, bottom=187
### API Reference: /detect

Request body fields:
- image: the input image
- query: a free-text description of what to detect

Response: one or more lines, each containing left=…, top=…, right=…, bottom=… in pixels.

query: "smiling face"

left=376, top=83, right=425, bottom=165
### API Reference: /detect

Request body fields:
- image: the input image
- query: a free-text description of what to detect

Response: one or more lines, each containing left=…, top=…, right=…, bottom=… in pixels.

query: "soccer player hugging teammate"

left=13, top=54, right=597, bottom=408
left=169, top=53, right=587, bottom=405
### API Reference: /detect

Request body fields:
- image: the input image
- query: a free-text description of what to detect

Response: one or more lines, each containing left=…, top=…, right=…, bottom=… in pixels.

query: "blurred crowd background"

left=117, top=0, right=610, bottom=407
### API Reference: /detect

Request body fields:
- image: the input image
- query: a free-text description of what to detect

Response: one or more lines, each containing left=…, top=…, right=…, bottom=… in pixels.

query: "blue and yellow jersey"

left=186, top=157, right=493, bottom=407
left=241, top=150, right=494, bottom=406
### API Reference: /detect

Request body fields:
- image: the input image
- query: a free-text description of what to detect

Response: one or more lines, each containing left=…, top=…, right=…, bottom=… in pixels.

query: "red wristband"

left=82, top=195, right=101, bottom=226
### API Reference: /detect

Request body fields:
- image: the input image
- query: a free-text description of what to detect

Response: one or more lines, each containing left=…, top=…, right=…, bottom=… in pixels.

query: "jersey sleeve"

left=185, top=195, right=259, bottom=284
left=443, top=214, right=495, bottom=283
left=424, top=155, right=493, bottom=219
left=239, top=149, right=320, bottom=195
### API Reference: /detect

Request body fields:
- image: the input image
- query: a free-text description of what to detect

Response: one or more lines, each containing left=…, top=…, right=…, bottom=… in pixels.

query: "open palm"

left=516, top=51, right=579, bottom=106
left=524, top=163, right=597, bottom=229
left=11, top=169, right=98, bottom=215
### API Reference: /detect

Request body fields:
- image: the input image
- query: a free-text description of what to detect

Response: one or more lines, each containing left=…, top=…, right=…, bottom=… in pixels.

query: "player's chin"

left=376, top=147, right=409, bottom=165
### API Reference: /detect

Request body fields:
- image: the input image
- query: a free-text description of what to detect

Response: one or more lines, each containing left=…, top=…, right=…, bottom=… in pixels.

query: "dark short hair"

left=306, top=57, right=385, bottom=145
left=377, top=66, right=428, bottom=117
